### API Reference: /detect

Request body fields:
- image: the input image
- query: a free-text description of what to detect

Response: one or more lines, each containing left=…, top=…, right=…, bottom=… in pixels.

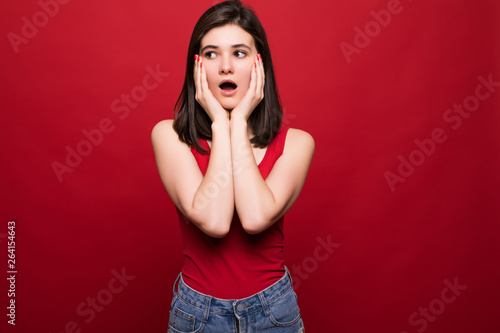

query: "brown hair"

left=173, top=0, right=283, bottom=154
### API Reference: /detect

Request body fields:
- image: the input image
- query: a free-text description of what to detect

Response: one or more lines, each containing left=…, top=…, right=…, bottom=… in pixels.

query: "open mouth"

left=219, top=81, right=237, bottom=96
left=219, top=82, right=237, bottom=91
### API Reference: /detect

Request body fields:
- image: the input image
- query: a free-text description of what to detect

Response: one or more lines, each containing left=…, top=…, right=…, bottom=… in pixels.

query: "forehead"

left=200, top=24, right=256, bottom=50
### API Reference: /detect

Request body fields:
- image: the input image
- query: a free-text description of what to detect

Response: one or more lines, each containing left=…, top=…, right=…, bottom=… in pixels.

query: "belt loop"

left=258, top=292, right=271, bottom=316
left=201, top=296, right=212, bottom=323
left=284, top=266, right=294, bottom=287
left=172, top=272, right=182, bottom=295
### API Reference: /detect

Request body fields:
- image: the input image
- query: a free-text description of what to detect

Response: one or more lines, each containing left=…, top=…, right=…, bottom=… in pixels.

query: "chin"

left=219, top=99, right=240, bottom=111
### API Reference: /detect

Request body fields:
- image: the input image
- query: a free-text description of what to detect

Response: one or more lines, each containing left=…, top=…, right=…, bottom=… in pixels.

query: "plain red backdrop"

left=1, top=0, right=499, bottom=332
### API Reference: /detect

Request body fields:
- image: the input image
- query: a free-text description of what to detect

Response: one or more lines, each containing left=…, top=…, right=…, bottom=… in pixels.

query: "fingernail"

left=258, top=54, right=261, bottom=61
left=200, top=62, right=203, bottom=68
left=254, top=62, right=257, bottom=68
left=195, top=54, right=198, bottom=60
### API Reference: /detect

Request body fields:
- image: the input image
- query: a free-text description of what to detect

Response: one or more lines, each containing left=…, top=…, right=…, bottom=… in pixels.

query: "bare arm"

left=230, top=119, right=315, bottom=234
left=151, top=119, right=233, bottom=238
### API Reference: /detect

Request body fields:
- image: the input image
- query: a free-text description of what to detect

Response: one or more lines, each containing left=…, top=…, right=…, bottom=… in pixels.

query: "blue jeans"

left=168, top=266, right=305, bottom=332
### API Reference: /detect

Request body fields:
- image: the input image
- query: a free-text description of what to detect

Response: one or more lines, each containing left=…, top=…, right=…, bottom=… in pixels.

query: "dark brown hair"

left=173, top=0, right=282, bottom=154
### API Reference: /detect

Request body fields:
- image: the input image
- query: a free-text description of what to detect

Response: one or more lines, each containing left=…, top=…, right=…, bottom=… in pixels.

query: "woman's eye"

left=235, top=50, right=246, bottom=58
left=205, top=51, right=216, bottom=59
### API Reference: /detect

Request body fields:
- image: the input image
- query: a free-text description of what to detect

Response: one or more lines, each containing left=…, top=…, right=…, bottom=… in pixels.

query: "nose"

left=219, top=54, right=233, bottom=74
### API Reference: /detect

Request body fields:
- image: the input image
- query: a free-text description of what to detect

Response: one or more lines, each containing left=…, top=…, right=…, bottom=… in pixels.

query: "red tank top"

left=175, top=126, right=289, bottom=299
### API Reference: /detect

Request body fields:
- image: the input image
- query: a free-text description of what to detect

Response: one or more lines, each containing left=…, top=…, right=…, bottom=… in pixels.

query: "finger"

left=249, top=57, right=257, bottom=94
left=194, top=55, right=202, bottom=100
left=258, top=55, right=265, bottom=99
left=200, top=59, right=210, bottom=93
left=193, top=54, right=198, bottom=92
left=259, top=54, right=265, bottom=84
left=258, top=54, right=265, bottom=81
left=255, top=55, right=263, bottom=98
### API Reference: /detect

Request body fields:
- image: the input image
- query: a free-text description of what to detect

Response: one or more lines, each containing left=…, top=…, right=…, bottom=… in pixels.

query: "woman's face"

left=199, top=24, right=258, bottom=111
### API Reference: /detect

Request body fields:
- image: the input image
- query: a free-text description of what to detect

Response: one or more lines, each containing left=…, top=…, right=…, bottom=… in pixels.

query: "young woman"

left=152, top=1, right=314, bottom=331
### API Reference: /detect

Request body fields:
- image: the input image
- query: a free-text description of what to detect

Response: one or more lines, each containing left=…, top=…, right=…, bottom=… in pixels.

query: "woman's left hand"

left=231, top=54, right=265, bottom=121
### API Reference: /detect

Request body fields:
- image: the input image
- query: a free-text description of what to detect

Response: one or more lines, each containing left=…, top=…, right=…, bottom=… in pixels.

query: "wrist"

left=211, top=116, right=229, bottom=131
left=229, top=114, right=247, bottom=130
left=229, top=111, right=247, bottom=124
left=229, top=104, right=251, bottom=122
left=211, top=111, right=229, bottom=124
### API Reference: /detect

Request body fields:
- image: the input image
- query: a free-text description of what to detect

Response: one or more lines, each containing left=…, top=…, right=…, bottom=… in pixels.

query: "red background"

left=1, top=0, right=499, bottom=332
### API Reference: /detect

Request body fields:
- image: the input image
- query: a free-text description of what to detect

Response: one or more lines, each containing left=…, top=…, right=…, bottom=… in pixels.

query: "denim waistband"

left=172, top=267, right=293, bottom=318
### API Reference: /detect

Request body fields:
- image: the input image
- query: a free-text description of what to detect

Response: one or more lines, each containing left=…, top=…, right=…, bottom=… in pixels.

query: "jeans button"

left=237, top=304, right=245, bottom=312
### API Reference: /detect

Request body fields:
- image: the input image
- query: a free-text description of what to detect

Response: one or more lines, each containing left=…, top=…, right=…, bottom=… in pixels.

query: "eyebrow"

left=200, top=43, right=252, bottom=53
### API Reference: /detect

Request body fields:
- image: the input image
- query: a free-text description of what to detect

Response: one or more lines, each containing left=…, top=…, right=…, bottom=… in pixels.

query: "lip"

left=219, top=79, right=237, bottom=86
left=220, top=87, right=237, bottom=96
left=219, top=79, right=238, bottom=96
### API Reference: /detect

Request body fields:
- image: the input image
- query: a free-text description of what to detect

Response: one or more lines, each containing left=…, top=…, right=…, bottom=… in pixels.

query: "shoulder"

left=283, top=128, right=315, bottom=156
left=151, top=119, right=176, bottom=141
left=151, top=119, right=186, bottom=150
left=152, top=119, right=174, bottom=135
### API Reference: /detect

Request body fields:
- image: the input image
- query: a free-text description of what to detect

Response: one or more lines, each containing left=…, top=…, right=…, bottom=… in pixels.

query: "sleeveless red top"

left=175, top=126, right=289, bottom=299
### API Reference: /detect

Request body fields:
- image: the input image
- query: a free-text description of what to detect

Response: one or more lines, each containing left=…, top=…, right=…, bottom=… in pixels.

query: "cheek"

left=238, top=68, right=253, bottom=90
left=205, top=67, right=219, bottom=90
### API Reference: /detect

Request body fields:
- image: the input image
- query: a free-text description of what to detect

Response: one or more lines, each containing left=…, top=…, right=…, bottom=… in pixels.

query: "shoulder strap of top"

left=273, top=126, right=289, bottom=158
left=258, top=126, right=289, bottom=179
left=190, top=139, right=210, bottom=175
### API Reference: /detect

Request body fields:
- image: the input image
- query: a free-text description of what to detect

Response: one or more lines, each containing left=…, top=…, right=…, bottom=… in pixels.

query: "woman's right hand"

left=194, top=54, right=228, bottom=122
